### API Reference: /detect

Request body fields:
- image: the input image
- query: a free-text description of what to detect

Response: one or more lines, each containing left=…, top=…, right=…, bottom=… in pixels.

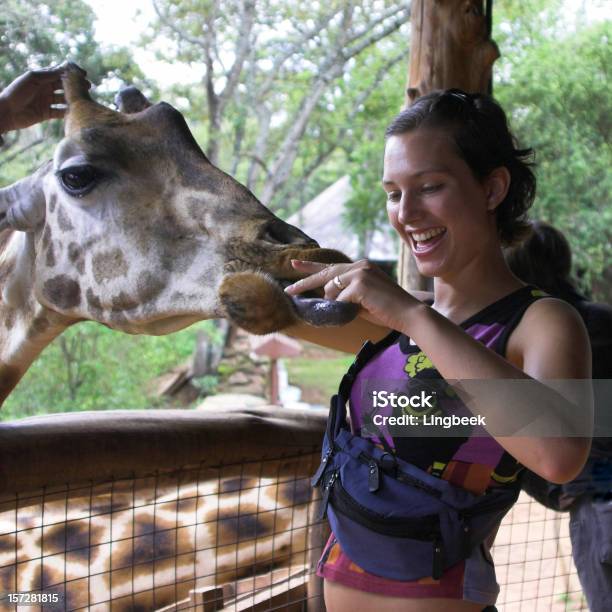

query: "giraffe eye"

left=58, top=165, right=99, bottom=197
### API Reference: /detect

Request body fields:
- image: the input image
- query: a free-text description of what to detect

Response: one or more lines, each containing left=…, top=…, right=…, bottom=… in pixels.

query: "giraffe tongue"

left=289, top=295, right=359, bottom=327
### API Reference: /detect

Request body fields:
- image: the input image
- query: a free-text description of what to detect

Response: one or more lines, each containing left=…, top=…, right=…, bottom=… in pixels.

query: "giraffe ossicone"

left=0, top=62, right=356, bottom=405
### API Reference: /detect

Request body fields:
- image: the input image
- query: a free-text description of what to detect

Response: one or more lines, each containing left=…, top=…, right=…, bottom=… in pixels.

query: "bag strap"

left=330, top=330, right=402, bottom=440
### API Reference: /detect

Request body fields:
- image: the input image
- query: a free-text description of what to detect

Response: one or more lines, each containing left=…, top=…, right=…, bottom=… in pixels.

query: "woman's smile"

left=410, top=226, right=447, bottom=256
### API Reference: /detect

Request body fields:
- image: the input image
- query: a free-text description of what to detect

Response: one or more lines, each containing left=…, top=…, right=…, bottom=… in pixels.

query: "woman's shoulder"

left=512, top=296, right=588, bottom=348
left=508, top=296, right=591, bottom=376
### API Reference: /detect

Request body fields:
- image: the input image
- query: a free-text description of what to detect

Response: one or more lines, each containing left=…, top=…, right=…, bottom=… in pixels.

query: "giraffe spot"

left=110, top=310, right=129, bottom=327
left=30, top=565, right=60, bottom=591
left=277, top=477, right=312, bottom=506
left=42, top=275, right=81, bottom=310
left=0, top=534, right=15, bottom=554
left=112, top=291, right=140, bottom=312
left=68, top=242, right=85, bottom=275
left=45, top=242, right=55, bottom=267
left=86, top=288, right=103, bottom=313
left=41, top=225, right=51, bottom=250
left=220, top=477, right=259, bottom=494
left=113, top=518, right=179, bottom=567
left=216, top=507, right=274, bottom=545
left=56, top=205, right=74, bottom=232
left=48, top=193, right=57, bottom=213
left=27, top=316, right=50, bottom=339
left=92, top=248, right=129, bottom=284
left=136, top=271, right=165, bottom=303
left=158, top=237, right=196, bottom=274
left=0, top=560, right=16, bottom=591
left=4, top=310, right=15, bottom=330
left=40, top=520, right=103, bottom=560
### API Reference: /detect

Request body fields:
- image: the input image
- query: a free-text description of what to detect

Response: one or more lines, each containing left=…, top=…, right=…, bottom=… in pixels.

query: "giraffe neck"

left=0, top=232, right=70, bottom=406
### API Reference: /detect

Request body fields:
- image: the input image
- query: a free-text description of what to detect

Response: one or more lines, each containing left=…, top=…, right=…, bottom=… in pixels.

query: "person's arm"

left=284, top=288, right=434, bottom=353
left=286, top=260, right=592, bottom=483
left=398, top=297, right=592, bottom=484
left=0, top=67, right=67, bottom=136
left=284, top=315, right=389, bottom=354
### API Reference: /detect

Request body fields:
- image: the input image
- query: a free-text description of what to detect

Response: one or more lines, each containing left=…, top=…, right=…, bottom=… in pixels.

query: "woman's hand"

left=284, top=259, right=422, bottom=331
left=0, top=67, right=71, bottom=134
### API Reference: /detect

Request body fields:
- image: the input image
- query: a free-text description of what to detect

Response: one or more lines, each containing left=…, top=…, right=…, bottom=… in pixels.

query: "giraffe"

left=0, top=62, right=345, bottom=609
left=0, top=452, right=319, bottom=610
left=0, top=63, right=356, bottom=406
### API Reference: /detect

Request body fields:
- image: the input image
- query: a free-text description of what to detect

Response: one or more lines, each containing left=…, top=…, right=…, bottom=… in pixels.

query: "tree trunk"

left=398, top=0, right=499, bottom=290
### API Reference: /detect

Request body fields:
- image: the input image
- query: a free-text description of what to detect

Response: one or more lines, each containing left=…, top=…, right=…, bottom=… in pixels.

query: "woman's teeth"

left=411, top=227, right=446, bottom=243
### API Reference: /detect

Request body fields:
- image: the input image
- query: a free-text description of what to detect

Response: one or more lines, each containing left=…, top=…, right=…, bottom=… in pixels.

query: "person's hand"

left=0, top=67, right=68, bottom=134
left=284, top=259, right=422, bottom=331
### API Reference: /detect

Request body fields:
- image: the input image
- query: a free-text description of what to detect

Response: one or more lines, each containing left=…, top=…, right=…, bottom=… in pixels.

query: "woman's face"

left=383, top=127, right=499, bottom=279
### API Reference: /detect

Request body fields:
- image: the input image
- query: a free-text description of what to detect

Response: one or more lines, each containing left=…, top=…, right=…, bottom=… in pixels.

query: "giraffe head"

left=0, top=63, right=356, bottom=338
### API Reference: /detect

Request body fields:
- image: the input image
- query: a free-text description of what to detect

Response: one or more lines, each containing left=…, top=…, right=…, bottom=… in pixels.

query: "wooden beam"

left=0, top=407, right=326, bottom=493
left=398, top=0, right=499, bottom=290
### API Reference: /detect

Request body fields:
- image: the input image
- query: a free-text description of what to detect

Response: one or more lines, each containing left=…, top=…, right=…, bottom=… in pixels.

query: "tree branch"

left=271, top=50, right=405, bottom=210
left=345, top=4, right=409, bottom=49
left=344, top=6, right=410, bottom=61
left=257, top=7, right=344, bottom=98
left=0, top=137, right=44, bottom=167
left=246, top=103, right=272, bottom=189
left=218, top=0, right=256, bottom=112
left=151, top=0, right=207, bottom=47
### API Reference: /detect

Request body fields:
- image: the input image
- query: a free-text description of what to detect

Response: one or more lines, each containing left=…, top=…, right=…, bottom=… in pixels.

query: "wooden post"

left=398, top=0, right=499, bottom=290
left=269, top=357, right=280, bottom=405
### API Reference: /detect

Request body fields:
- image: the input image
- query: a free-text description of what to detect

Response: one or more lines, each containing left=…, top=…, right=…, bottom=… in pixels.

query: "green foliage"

left=1, top=321, right=220, bottom=420
left=494, top=18, right=612, bottom=293
left=191, top=375, right=219, bottom=396
left=1, top=0, right=99, bottom=83
left=342, top=55, right=404, bottom=255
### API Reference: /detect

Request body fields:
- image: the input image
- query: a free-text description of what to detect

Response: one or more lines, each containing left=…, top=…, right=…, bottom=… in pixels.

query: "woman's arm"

left=285, top=260, right=592, bottom=483
left=400, top=297, right=592, bottom=484
left=284, top=315, right=389, bottom=354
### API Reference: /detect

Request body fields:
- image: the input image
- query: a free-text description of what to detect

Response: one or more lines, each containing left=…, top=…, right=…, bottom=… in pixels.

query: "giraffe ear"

left=0, top=163, right=49, bottom=233
left=1, top=232, right=37, bottom=308
left=115, top=86, right=152, bottom=114
left=0, top=165, right=49, bottom=308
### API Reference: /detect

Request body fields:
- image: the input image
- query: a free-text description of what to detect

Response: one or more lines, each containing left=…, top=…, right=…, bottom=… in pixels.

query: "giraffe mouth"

left=222, top=247, right=359, bottom=329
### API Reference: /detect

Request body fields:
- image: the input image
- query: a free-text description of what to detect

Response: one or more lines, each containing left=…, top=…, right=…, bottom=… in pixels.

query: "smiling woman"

left=284, top=89, right=592, bottom=612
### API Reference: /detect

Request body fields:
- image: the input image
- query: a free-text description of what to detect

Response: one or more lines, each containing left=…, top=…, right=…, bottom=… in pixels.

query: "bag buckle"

left=380, top=452, right=397, bottom=477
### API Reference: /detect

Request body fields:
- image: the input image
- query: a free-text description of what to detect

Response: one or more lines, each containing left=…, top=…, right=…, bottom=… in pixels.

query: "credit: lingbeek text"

left=372, top=413, right=486, bottom=428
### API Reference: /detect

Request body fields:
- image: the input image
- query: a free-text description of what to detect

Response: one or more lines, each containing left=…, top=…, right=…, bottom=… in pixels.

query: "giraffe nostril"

left=260, top=220, right=318, bottom=247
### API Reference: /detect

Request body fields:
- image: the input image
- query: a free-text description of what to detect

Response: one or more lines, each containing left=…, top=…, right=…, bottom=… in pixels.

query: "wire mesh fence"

left=0, top=460, right=589, bottom=611
left=0, top=406, right=590, bottom=612
left=0, top=452, right=325, bottom=611
left=493, top=492, right=587, bottom=611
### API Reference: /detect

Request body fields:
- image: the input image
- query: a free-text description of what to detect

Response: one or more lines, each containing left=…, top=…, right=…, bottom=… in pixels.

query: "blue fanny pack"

left=312, top=331, right=522, bottom=581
